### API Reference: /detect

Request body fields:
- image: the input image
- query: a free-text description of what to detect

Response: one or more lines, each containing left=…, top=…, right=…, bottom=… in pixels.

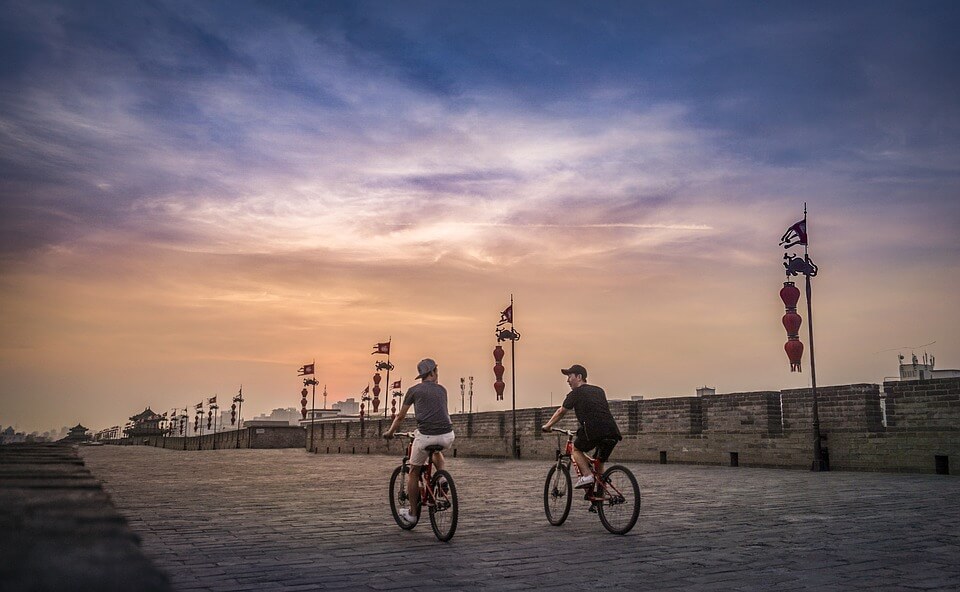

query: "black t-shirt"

left=562, top=384, right=622, bottom=441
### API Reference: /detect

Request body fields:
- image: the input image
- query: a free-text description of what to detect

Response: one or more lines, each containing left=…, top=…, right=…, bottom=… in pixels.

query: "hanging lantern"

left=230, top=403, right=237, bottom=425
left=372, top=372, right=381, bottom=412
left=391, top=397, right=397, bottom=419
left=493, top=345, right=505, bottom=401
left=785, top=339, right=804, bottom=372
left=360, top=402, right=365, bottom=420
left=780, top=281, right=803, bottom=372
left=207, top=409, right=212, bottom=429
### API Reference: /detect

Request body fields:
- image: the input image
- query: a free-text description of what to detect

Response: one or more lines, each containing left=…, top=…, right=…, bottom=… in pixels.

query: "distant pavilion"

left=125, top=408, right=164, bottom=438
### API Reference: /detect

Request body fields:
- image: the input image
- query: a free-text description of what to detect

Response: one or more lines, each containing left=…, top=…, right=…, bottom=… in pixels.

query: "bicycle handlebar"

left=384, top=431, right=417, bottom=440
left=549, top=428, right=576, bottom=436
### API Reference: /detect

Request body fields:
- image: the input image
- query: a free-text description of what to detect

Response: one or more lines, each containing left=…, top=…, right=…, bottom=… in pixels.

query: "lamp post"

left=495, top=295, right=521, bottom=459
left=298, top=362, right=317, bottom=452
left=372, top=339, right=393, bottom=418
left=233, top=387, right=244, bottom=449
left=779, top=204, right=827, bottom=471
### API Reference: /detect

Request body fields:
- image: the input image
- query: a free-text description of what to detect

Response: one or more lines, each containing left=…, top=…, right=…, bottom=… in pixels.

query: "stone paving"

left=80, top=446, right=960, bottom=592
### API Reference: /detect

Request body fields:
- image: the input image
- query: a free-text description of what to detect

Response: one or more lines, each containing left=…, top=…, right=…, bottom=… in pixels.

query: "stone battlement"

left=306, top=378, right=959, bottom=474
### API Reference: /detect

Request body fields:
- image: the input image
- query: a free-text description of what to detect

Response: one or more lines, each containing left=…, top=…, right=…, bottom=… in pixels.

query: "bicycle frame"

left=398, top=433, right=440, bottom=509
left=553, top=429, right=624, bottom=504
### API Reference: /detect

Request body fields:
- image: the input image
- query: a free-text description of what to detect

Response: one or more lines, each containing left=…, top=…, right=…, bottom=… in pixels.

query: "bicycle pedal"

left=588, top=504, right=598, bottom=513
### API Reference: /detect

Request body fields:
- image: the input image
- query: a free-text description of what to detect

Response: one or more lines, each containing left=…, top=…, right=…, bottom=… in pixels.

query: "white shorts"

left=410, top=430, right=455, bottom=466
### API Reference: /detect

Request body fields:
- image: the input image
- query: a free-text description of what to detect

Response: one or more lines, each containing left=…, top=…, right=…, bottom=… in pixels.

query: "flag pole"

left=804, top=204, right=826, bottom=471
left=384, top=337, right=392, bottom=418
left=510, top=294, right=518, bottom=459
left=311, top=359, right=316, bottom=453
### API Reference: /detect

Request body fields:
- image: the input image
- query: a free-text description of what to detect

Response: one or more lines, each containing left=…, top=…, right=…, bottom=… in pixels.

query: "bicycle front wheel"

left=543, top=463, right=572, bottom=526
left=428, top=470, right=458, bottom=542
left=389, top=465, right=417, bottom=530
left=596, top=465, right=640, bottom=535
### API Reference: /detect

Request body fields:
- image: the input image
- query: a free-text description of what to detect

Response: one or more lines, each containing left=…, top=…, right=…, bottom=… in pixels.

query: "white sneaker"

left=398, top=508, right=418, bottom=524
left=575, top=474, right=595, bottom=489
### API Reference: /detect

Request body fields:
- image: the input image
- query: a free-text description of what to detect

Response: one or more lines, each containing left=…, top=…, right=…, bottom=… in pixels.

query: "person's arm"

left=541, top=406, right=568, bottom=432
left=383, top=403, right=412, bottom=438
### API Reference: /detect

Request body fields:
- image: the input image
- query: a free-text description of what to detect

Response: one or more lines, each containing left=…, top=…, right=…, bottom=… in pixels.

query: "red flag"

left=298, top=363, right=315, bottom=376
left=498, top=304, right=513, bottom=326
left=372, top=342, right=390, bottom=355
left=391, top=380, right=401, bottom=389
left=208, top=396, right=217, bottom=404
left=195, top=402, right=203, bottom=410
left=362, top=384, right=370, bottom=395
left=780, top=219, right=807, bottom=248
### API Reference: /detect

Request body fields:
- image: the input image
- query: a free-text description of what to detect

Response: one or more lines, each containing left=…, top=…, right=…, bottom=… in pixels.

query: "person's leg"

left=434, top=451, right=444, bottom=471
left=406, top=464, right=422, bottom=516
left=572, top=448, right=592, bottom=478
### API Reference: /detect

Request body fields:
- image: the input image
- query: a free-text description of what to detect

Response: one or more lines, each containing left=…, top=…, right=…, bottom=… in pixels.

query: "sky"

left=2, top=1, right=959, bottom=434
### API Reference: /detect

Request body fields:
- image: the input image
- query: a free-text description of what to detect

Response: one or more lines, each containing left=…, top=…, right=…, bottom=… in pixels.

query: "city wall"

left=307, top=378, right=959, bottom=474
left=117, top=425, right=304, bottom=450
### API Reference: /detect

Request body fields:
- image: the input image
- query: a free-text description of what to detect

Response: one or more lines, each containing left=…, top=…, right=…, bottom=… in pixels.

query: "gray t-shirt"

left=403, top=381, right=454, bottom=435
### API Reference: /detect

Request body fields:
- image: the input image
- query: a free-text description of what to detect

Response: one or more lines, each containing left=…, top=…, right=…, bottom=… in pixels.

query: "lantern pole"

left=511, top=295, right=518, bottom=459
left=311, top=361, right=316, bottom=452
left=803, top=206, right=826, bottom=472
left=384, top=338, right=392, bottom=418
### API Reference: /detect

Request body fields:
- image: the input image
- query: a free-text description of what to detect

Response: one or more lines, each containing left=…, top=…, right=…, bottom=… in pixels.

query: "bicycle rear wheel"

left=596, top=465, right=640, bottom=535
left=543, top=463, right=572, bottom=526
left=389, top=465, right=417, bottom=530
left=428, top=470, right=458, bottom=541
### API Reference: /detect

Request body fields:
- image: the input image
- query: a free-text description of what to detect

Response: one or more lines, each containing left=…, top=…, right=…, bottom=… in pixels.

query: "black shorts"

left=574, top=428, right=619, bottom=462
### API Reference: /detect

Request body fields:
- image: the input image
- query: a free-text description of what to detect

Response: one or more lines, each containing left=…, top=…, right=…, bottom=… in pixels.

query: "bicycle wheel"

left=428, top=470, right=458, bottom=542
left=543, top=463, right=572, bottom=526
left=389, top=465, right=417, bottom=530
left=596, top=465, right=640, bottom=535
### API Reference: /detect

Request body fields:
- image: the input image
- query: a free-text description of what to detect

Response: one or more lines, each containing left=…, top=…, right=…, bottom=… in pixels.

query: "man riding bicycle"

left=383, top=358, right=455, bottom=524
left=541, top=364, right=622, bottom=489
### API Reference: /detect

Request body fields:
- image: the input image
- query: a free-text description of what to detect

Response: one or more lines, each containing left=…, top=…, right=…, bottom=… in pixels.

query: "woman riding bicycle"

left=383, top=358, right=455, bottom=524
left=541, top=364, right=622, bottom=489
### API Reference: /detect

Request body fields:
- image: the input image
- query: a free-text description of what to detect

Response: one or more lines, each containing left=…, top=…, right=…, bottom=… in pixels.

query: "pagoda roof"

left=129, top=408, right=161, bottom=421
left=70, top=424, right=88, bottom=431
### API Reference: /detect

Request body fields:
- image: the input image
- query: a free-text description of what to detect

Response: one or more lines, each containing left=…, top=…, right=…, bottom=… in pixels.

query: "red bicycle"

left=387, top=432, right=458, bottom=542
left=544, top=428, right=640, bottom=534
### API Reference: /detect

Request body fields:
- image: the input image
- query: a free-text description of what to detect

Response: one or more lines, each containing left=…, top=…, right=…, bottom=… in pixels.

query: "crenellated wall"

left=306, top=378, right=959, bottom=474
left=119, top=425, right=304, bottom=450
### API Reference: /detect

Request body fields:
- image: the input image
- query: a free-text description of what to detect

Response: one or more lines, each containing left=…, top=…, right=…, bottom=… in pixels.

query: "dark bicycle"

left=544, top=428, right=640, bottom=534
left=387, top=431, right=458, bottom=542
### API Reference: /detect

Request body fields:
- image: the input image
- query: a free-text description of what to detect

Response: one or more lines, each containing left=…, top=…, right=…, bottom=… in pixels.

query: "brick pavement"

left=80, top=446, right=960, bottom=591
left=1, top=443, right=170, bottom=592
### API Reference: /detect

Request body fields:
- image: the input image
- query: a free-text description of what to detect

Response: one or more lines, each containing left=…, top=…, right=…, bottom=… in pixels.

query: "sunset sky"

left=2, top=1, right=959, bottom=434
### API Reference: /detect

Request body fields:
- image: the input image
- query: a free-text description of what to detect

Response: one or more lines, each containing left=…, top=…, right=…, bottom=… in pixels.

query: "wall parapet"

left=307, top=378, right=960, bottom=475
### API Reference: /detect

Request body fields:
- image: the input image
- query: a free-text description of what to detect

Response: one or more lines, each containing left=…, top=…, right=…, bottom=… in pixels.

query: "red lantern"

left=785, top=339, right=804, bottom=372
left=782, top=311, right=802, bottom=335
left=780, top=281, right=803, bottom=372
left=231, top=403, right=237, bottom=425
left=779, top=281, right=800, bottom=309
left=391, top=397, right=397, bottom=419
left=360, top=402, right=365, bottom=420
left=493, top=345, right=505, bottom=401
left=372, top=372, right=381, bottom=412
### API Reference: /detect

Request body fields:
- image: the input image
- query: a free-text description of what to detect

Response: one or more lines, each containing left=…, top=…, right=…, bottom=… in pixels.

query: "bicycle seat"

left=424, top=445, right=445, bottom=452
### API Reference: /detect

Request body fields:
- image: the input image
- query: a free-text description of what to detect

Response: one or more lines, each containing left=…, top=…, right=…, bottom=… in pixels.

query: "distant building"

left=60, top=424, right=92, bottom=443
left=333, top=398, right=360, bottom=415
left=1, top=426, right=26, bottom=445
left=94, top=426, right=122, bottom=441
left=696, top=386, right=716, bottom=397
left=247, top=407, right=301, bottom=426
left=898, top=353, right=960, bottom=380
left=125, top=408, right=164, bottom=437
